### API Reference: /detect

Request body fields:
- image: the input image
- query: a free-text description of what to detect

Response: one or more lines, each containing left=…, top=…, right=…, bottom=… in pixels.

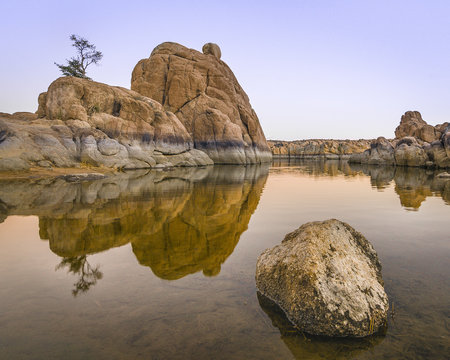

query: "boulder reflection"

left=270, top=159, right=449, bottom=210
left=349, top=164, right=450, bottom=210
left=0, top=165, right=269, bottom=286
left=257, top=292, right=385, bottom=359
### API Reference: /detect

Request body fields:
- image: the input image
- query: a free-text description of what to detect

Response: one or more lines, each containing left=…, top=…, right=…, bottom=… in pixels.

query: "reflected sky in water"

left=0, top=161, right=448, bottom=359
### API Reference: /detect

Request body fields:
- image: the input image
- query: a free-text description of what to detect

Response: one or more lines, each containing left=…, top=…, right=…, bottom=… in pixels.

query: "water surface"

left=0, top=161, right=448, bottom=359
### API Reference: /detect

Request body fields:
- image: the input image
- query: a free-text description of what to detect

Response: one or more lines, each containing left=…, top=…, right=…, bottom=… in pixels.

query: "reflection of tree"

left=56, top=255, right=103, bottom=297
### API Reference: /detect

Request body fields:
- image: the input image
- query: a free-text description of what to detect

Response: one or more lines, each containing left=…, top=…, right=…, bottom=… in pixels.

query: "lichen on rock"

left=255, top=219, right=389, bottom=337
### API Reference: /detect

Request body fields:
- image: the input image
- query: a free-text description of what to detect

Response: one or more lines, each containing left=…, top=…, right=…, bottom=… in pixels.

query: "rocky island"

left=349, top=111, right=450, bottom=168
left=0, top=42, right=271, bottom=172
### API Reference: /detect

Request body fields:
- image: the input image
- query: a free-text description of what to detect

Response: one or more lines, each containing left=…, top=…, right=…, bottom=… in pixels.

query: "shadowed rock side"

left=268, top=139, right=372, bottom=159
left=350, top=111, right=450, bottom=169
left=0, top=165, right=269, bottom=280
left=257, top=292, right=385, bottom=359
left=131, top=42, right=272, bottom=164
left=256, top=219, right=389, bottom=337
left=0, top=77, right=213, bottom=171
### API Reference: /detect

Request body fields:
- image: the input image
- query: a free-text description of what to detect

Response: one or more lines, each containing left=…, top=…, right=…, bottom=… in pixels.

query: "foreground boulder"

left=131, top=42, right=272, bottom=164
left=256, top=219, right=388, bottom=337
left=395, top=111, right=447, bottom=143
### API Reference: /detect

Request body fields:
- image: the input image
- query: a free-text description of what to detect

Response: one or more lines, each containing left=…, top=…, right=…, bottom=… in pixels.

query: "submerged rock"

left=255, top=219, right=388, bottom=337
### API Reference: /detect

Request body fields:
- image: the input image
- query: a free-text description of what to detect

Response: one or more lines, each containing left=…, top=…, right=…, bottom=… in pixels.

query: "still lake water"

left=0, top=160, right=448, bottom=359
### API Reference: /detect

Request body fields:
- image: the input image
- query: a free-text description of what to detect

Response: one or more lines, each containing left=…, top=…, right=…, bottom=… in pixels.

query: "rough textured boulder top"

left=0, top=77, right=213, bottom=171
left=131, top=42, right=272, bottom=164
left=256, top=219, right=389, bottom=337
left=395, top=111, right=448, bottom=143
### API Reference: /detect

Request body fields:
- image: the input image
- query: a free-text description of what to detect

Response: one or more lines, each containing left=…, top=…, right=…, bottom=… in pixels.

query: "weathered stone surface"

left=394, top=111, right=445, bottom=143
left=349, top=137, right=395, bottom=166
left=350, top=111, right=450, bottom=169
left=394, top=143, right=428, bottom=167
left=0, top=77, right=214, bottom=171
left=268, top=139, right=371, bottom=158
left=256, top=219, right=388, bottom=337
left=202, top=43, right=221, bottom=59
left=131, top=42, right=271, bottom=164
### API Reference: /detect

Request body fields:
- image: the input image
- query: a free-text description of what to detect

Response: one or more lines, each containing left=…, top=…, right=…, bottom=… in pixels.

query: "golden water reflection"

left=271, top=159, right=450, bottom=210
left=0, top=165, right=269, bottom=283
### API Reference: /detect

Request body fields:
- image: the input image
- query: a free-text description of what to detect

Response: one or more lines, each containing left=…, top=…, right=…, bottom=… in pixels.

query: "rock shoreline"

left=0, top=42, right=271, bottom=172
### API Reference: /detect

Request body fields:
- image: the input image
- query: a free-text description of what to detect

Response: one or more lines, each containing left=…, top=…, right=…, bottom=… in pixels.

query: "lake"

left=0, top=160, right=448, bottom=359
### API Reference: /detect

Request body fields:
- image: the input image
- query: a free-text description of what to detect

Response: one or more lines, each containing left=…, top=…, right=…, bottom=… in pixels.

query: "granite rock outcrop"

left=0, top=42, right=271, bottom=171
left=350, top=111, right=450, bottom=168
left=131, top=42, right=271, bottom=164
left=268, top=139, right=372, bottom=159
left=256, top=219, right=389, bottom=337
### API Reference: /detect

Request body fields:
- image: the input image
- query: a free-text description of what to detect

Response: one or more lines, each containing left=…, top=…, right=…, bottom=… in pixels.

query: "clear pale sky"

left=1, top=0, right=449, bottom=140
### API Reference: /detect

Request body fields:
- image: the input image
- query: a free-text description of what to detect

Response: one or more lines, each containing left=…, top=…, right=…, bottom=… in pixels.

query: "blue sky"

left=0, top=0, right=449, bottom=140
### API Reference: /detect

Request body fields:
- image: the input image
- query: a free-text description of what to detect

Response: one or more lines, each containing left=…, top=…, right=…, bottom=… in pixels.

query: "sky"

left=0, top=0, right=449, bottom=140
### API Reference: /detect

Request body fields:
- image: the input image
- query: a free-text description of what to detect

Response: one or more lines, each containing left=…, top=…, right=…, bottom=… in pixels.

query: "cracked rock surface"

left=131, top=42, right=272, bottom=164
left=255, top=219, right=389, bottom=337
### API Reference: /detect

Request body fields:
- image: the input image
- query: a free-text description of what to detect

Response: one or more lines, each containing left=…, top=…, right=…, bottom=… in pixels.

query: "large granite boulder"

left=0, top=77, right=214, bottom=171
left=255, top=219, right=389, bottom=337
left=395, top=111, right=445, bottom=143
left=131, top=42, right=271, bottom=164
left=394, top=137, right=428, bottom=167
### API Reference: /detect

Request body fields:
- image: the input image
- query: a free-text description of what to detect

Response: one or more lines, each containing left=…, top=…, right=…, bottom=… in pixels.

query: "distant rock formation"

left=256, top=219, right=389, bottom=337
left=395, top=111, right=448, bottom=143
left=131, top=42, right=271, bottom=164
left=350, top=111, right=450, bottom=168
left=0, top=42, right=271, bottom=171
left=268, top=139, right=372, bottom=159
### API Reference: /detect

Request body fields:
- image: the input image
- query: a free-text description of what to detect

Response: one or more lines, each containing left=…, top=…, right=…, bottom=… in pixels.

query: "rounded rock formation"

left=202, top=42, right=221, bottom=59
left=255, top=219, right=389, bottom=337
left=131, top=42, right=272, bottom=164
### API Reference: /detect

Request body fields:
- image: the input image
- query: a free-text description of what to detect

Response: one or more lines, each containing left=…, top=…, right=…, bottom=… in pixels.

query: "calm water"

left=0, top=161, right=448, bottom=359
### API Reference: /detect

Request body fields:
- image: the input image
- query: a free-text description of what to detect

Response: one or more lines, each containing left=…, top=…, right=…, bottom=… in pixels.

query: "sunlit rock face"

left=131, top=42, right=272, bottom=164
left=0, top=77, right=213, bottom=171
left=0, top=166, right=268, bottom=279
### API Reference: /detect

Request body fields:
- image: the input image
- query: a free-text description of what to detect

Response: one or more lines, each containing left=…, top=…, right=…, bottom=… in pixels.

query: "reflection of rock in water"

left=132, top=167, right=266, bottom=279
left=0, top=165, right=268, bottom=280
left=257, top=292, right=385, bottom=360
left=271, top=159, right=360, bottom=177
left=349, top=163, right=450, bottom=209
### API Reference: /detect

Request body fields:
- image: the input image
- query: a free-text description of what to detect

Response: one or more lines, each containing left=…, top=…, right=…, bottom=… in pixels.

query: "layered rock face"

left=268, top=139, right=371, bottom=159
left=131, top=42, right=271, bottom=164
left=350, top=111, right=450, bottom=168
left=0, top=42, right=271, bottom=171
left=256, top=219, right=389, bottom=337
left=0, top=77, right=213, bottom=171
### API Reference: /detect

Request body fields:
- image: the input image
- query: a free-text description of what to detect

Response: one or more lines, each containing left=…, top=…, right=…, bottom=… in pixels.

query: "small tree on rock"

left=55, top=34, right=103, bottom=80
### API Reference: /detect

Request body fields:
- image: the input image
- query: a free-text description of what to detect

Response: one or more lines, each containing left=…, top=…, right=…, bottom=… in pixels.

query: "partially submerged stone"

left=255, top=219, right=389, bottom=337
